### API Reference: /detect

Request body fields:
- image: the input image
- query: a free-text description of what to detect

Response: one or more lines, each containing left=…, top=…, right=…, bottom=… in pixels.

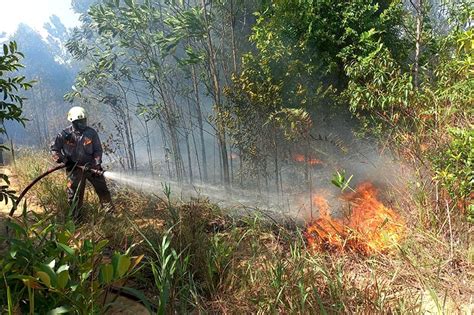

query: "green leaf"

left=112, top=254, right=131, bottom=278
left=3, top=44, right=8, bottom=56
left=38, top=263, right=58, bottom=287
left=6, top=283, right=13, bottom=314
left=57, top=242, right=75, bottom=256
left=57, top=231, right=71, bottom=244
left=36, top=271, right=52, bottom=287
left=47, top=306, right=72, bottom=315
left=99, top=264, right=114, bottom=284
left=96, top=239, right=109, bottom=252
left=57, top=270, right=70, bottom=289
left=6, top=221, right=27, bottom=237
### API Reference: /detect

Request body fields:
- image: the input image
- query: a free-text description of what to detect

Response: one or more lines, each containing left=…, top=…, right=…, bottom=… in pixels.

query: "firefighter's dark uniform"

left=50, top=125, right=112, bottom=219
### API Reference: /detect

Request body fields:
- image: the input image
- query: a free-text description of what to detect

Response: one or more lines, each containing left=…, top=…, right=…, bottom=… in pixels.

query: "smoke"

left=104, top=141, right=411, bottom=225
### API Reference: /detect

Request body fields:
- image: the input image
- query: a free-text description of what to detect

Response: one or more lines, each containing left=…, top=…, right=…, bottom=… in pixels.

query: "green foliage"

left=433, top=128, right=474, bottom=221
left=223, top=53, right=285, bottom=179
left=344, top=41, right=415, bottom=135
left=130, top=221, right=197, bottom=313
left=249, top=0, right=405, bottom=89
left=331, top=170, right=354, bottom=192
left=0, top=213, right=143, bottom=314
left=0, top=41, right=33, bottom=131
left=343, top=1, right=473, bottom=220
left=0, top=41, right=32, bottom=208
left=268, top=108, right=312, bottom=141
left=0, top=173, right=16, bottom=205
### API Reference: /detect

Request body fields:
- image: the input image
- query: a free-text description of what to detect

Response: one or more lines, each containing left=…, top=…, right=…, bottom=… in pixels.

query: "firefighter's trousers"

left=67, top=167, right=112, bottom=220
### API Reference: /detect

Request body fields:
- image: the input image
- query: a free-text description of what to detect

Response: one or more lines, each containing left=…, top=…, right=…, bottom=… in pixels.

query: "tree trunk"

left=159, top=121, right=172, bottom=179
left=191, top=65, right=208, bottom=181
left=185, top=132, right=193, bottom=184
left=191, top=128, right=202, bottom=182
left=414, top=0, right=423, bottom=88
left=274, top=131, right=280, bottom=194
left=144, top=120, right=153, bottom=173
left=230, top=0, right=238, bottom=74
left=201, top=0, right=230, bottom=188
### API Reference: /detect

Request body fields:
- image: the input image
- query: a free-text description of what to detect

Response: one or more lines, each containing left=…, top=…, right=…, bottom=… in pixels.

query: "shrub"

left=433, top=128, right=474, bottom=221
left=0, top=210, right=144, bottom=314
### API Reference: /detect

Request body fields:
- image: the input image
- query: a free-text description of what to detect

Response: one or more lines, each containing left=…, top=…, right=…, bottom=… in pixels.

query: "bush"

left=0, top=210, right=143, bottom=314
left=433, top=128, right=474, bottom=221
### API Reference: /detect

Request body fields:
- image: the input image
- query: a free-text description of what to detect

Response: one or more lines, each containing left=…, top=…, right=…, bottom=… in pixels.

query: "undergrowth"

left=2, top=150, right=473, bottom=314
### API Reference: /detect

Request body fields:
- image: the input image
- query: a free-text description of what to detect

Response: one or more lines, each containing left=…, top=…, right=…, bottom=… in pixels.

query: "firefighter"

left=51, top=106, right=113, bottom=221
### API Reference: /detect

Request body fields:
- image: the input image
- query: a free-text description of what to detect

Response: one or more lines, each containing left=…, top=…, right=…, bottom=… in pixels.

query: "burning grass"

left=293, top=153, right=323, bottom=166
left=305, top=182, right=405, bottom=255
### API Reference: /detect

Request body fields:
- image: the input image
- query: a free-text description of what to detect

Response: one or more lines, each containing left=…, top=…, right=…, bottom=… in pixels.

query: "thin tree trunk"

left=159, top=121, right=172, bottom=179
left=239, top=147, right=243, bottom=188
left=274, top=131, right=280, bottom=194
left=145, top=120, right=153, bottom=173
left=414, top=0, right=423, bottom=88
left=191, top=65, right=208, bottom=181
left=185, top=132, right=193, bottom=184
left=114, top=118, right=129, bottom=170
left=201, top=0, right=230, bottom=188
left=187, top=96, right=203, bottom=182
left=213, top=136, right=217, bottom=183
left=191, top=128, right=202, bottom=182
left=30, top=91, right=44, bottom=146
left=123, top=114, right=135, bottom=170
left=229, top=146, right=234, bottom=184
left=37, top=87, right=49, bottom=146
left=118, top=85, right=136, bottom=170
left=230, top=0, right=238, bottom=74
left=126, top=107, right=137, bottom=170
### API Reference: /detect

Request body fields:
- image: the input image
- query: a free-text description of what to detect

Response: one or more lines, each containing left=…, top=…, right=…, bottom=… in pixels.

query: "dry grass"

left=8, top=149, right=474, bottom=314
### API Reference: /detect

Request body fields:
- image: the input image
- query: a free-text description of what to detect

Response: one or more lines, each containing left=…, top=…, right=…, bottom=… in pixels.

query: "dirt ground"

left=0, top=167, right=17, bottom=243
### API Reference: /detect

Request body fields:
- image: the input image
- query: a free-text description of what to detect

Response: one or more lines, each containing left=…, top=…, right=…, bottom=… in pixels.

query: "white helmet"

left=67, top=106, right=87, bottom=122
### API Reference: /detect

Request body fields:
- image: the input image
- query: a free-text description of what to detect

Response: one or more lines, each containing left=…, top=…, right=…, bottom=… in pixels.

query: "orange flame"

left=294, top=154, right=305, bottom=163
left=293, top=154, right=322, bottom=166
left=305, top=182, right=404, bottom=254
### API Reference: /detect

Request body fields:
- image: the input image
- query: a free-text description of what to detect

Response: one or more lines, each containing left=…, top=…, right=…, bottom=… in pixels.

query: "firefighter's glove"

left=91, top=164, right=103, bottom=177
left=53, top=154, right=65, bottom=164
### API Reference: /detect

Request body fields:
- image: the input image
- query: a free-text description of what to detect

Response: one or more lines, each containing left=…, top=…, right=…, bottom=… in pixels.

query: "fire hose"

left=8, top=164, right=105, bottom=218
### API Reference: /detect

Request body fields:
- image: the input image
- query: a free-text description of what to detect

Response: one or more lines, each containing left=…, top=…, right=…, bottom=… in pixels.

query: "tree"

left=0, top=41, right=33, bottom=203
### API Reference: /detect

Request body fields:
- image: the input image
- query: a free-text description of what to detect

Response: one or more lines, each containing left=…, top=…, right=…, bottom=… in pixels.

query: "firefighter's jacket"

left=51, top=126, right=103, bottom=166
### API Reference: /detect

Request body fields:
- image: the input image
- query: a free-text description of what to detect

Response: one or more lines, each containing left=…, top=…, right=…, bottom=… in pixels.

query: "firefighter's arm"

left=92, top=131, right=103, bottom=167
left=50, top=133, right=66, bottom=163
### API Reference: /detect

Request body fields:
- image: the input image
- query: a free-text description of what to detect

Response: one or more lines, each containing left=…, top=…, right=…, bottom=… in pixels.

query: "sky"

left=0, top=0, right=80, bottom=40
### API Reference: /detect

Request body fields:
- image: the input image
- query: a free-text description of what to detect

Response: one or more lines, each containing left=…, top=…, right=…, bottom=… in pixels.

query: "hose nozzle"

left=78, top=165, right=105, bottom=176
